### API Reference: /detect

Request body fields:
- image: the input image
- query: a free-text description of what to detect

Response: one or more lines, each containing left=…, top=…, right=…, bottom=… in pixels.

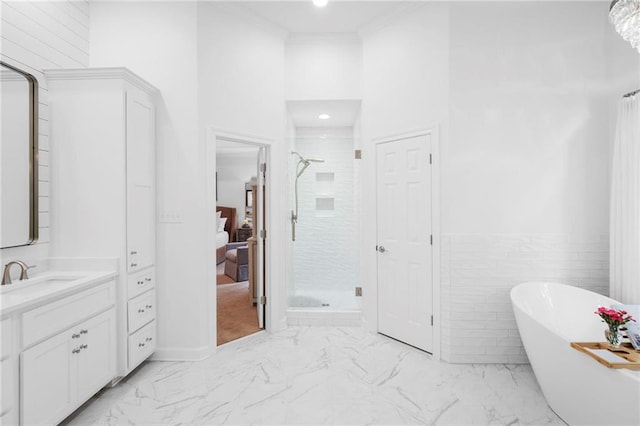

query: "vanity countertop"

left=0, top=270, right=117, bottom=315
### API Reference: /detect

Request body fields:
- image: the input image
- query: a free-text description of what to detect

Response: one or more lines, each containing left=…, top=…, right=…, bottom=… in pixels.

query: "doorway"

left=207, top=131, right=269, bottom=347
left=375, top=131, right=435, bottom=353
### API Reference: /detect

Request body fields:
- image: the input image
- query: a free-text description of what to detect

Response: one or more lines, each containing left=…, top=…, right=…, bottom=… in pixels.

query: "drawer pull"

left=72, top=333, right=80, bottom=339
left=138, top=280, right=144, bottom=285
left=80, top=344, right=88, bottom=350
left=146, top=337, right=153, bottom=342
left=145, top=278, right=151, bottom=282
left=131, top=263, right=138, bottom=268
left=138, top=309, right=145, bottom=313
left=138, top=342, right=145, bottom=347
left=80, top=329, right=88, bottom=335
left=146, top=305, right=153, bottom=309
left=131, top=250, right=138, bottom=255
left=72, top=348, right=80, bottom=354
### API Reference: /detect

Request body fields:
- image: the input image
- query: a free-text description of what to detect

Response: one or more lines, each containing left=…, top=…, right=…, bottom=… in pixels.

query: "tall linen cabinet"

left=47, top=68, right=158, bottom=379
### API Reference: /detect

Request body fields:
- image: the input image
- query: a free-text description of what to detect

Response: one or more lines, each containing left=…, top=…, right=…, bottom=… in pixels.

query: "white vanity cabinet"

left=21, top=309, right=115, bottom=426
left=0, top=316, right=16, bottom=425
left=46, top=68, right=158, bottom=378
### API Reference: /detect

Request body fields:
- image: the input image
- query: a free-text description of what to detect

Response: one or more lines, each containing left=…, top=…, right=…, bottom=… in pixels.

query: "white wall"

left=216, top=152, right=258, bottom=229
left=285, top=34, right=362, bottom=101
left=441, top=1, right=635, bottom=363
left=0, top=0, right=90, bottom=271
left=89, top=1, right=205, bottom=359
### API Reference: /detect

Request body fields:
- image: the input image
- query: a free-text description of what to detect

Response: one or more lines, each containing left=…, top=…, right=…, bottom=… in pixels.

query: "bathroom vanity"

left=0, top=271, right=117, bottom=425
left=45, top=68, right=158, bottom=379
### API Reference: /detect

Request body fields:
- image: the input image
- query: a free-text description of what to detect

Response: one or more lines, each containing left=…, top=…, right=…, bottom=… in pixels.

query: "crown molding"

left=43, top=67, right=159, bottom=94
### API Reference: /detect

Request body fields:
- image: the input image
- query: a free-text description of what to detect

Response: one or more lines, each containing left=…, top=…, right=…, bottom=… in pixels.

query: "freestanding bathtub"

left=511, top=282, right=640, bottom=426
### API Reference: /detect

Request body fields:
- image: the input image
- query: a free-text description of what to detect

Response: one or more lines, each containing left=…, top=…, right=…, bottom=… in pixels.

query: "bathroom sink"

left=0, top=275, right=84, bottom=295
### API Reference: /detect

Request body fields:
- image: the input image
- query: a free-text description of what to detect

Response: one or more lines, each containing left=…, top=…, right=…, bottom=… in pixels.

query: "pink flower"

left=595, top=306, right=635, bottom=326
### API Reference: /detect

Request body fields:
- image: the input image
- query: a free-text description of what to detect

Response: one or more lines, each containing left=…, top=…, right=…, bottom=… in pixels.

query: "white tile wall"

left=440, top=234, right=608, bottom=364
left=0, top=0, right=89, bottom=265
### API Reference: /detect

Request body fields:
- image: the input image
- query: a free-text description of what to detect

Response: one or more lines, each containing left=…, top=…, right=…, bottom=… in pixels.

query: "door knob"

left=378, top=246, right=387, bottom=253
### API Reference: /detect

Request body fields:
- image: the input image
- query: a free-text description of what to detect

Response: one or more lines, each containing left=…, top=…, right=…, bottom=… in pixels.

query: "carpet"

left=217, top=280, right=261, bottom=345
left=216, top=273, right=235, bottom=285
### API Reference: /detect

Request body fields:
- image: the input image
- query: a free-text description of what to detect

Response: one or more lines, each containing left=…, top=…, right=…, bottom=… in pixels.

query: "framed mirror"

left=1, top=61, right=38, bottom=248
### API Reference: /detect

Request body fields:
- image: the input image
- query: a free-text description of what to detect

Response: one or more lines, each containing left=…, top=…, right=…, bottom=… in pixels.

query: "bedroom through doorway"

left=215, top=139, right=267, bottom=345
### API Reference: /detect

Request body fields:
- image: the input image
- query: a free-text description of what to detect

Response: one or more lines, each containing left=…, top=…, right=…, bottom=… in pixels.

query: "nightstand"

left=235, top=227, right=253, bottom=242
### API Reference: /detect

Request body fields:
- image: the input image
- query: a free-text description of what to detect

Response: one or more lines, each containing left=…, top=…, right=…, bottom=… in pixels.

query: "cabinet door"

left=126, top=89, right=155, bottom=273
left=77, top=310, right=115, bottom=401
left=21, top=331, right=77, bottom=425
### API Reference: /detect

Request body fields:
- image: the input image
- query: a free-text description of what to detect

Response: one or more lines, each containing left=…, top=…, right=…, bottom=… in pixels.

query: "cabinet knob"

left=72, top=333, right=80, bottom=339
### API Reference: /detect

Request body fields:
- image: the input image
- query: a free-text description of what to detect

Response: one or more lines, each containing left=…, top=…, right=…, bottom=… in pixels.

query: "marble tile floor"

left=64, top=327, right=564, bottom=425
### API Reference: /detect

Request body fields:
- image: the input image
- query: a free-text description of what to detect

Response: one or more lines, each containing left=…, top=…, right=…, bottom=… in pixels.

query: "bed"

left=216, top=206, right=237, bottom=264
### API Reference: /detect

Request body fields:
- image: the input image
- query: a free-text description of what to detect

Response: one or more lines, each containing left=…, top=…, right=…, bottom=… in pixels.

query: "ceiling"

left=287, top=99, right=361, bottom=127
left=239, top=1, right=403, bottom=34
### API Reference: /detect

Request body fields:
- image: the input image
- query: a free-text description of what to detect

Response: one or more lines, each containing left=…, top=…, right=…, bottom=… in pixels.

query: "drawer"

left=23, top=281, right=115, bottom=347
left=0, top=318, right=11, bottom=359
left=127, top=290, right=155, bottom=334
left=0, top=357, right=13, bottom=416
left=128, top=321, right=156, bottom=370
left=127, top=268, right=154, bottom=299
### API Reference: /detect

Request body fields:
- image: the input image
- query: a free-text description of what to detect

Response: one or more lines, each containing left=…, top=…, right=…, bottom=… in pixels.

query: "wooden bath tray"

left=571, top=342, right=640, bottom=370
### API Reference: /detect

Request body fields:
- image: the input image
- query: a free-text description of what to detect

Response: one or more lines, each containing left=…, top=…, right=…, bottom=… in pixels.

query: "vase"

left=605, top=324, right=622, bottom=348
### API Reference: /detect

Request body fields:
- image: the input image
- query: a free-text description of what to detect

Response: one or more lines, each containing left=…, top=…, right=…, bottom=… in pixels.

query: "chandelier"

left=609, top=0, right=640, bottom=53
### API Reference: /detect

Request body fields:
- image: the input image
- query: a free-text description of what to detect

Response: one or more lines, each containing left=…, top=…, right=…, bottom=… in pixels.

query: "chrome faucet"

left=2, top=260, right=30, bottom=285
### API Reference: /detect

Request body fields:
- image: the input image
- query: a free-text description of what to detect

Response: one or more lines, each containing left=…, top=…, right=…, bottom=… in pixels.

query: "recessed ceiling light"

left=313, top=0, right=328, bottom=8
left=318, top=113, right=330, bottom=120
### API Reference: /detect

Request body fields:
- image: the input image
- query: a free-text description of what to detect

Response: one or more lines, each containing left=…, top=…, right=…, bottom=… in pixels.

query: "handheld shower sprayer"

left=291, top=151, right=325, bottom=241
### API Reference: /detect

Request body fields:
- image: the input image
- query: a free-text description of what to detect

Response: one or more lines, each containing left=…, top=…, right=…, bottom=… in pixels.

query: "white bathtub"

left=511, top=282, right=640, bottom=426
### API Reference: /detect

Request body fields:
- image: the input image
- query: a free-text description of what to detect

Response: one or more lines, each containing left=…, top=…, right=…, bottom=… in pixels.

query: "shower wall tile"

left=441, top=233, right=609, bottom=364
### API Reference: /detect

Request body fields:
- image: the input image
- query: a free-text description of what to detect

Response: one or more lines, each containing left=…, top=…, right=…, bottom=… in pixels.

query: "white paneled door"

left=376, top=134, right=433, bottom=353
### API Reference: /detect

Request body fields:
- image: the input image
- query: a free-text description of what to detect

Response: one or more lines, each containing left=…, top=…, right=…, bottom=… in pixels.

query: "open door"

left=256, top=147, right=266, bottom=328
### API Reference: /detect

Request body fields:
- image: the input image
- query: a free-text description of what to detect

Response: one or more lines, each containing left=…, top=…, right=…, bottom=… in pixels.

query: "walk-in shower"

left=291, top=151, right=324, bottom=241
left=287, top=125, right=361, bottom=316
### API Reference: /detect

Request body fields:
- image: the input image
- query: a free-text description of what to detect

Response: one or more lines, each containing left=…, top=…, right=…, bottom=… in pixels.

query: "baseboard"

left=151, top=344, right=215, bottom=362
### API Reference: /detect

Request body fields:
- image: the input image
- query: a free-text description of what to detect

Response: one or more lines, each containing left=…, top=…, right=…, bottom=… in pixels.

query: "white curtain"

left=611, top=93, right=640, bottom=304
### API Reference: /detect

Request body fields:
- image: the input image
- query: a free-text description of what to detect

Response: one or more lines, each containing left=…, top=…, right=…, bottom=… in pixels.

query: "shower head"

left=292, top=151, right=324, bottom=177
left=291, top=151, right=324, bottom=164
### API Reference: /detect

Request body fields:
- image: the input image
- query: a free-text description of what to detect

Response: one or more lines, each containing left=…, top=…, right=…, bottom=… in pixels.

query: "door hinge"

left=355, top=149, right=362, bottom=159
left=260, top=229, right=267, bottom=239
left=260, top=296, right=267, bottom=305
left=375, top=245, right=378, bottom=252
left=430, top=235, right=433, bottom=245
left=429, top=153, right=432, bottom=164
left=430, top=315, right=434, bottom=326
left=259, top=162, right=266, bottom=174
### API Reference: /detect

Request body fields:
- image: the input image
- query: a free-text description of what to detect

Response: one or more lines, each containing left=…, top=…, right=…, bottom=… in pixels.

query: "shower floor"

left=288, top=289, right=360, bottom=311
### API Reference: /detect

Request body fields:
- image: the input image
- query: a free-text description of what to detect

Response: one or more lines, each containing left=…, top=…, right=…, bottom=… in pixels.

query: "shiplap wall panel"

left=1, top=0, right=89, bottom=263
